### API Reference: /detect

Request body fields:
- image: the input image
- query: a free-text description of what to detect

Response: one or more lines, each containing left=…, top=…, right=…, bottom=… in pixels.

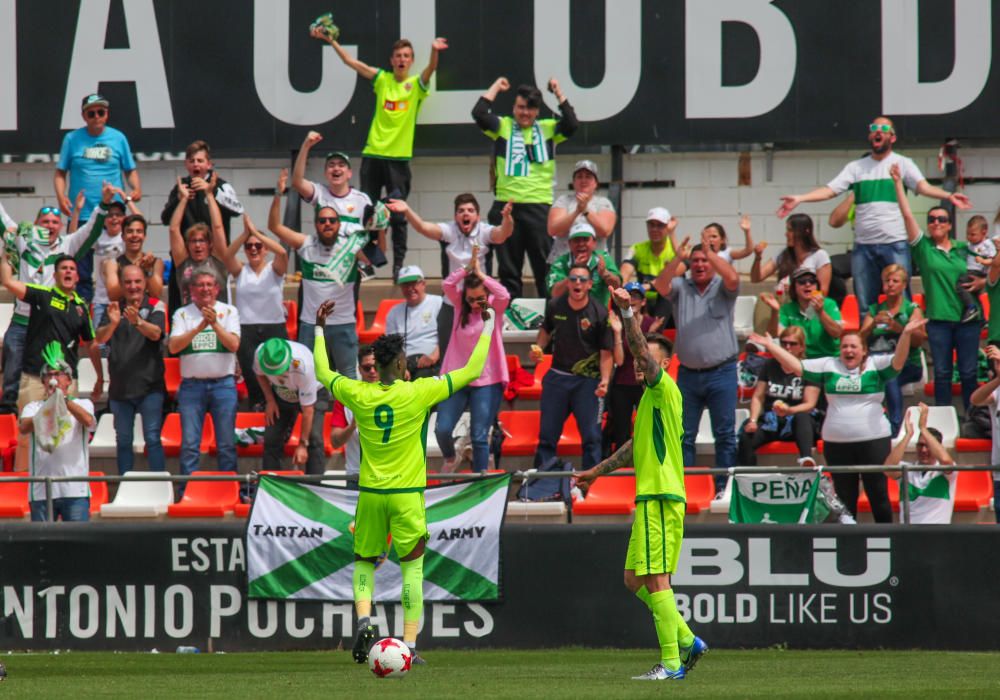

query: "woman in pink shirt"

left=435, top=253, right=510, bottom=471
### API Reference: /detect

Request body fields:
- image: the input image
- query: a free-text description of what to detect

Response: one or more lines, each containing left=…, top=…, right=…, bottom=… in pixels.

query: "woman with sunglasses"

left=859, top=264, right=926, bottom=436
left=760, top=264, right=842, bottom=359
left=434, top=250, right=509, bottom=472
left=750, top=313, right=926, bottom=523
left=220, top=214, right=289, bottom=410
left=738, top=326, right=819, bottom=467
left=892, top=164, right=978, bottom=410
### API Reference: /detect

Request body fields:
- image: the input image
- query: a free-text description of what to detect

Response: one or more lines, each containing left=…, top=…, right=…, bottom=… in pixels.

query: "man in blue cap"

left=254, top=337, right=327, bottom=473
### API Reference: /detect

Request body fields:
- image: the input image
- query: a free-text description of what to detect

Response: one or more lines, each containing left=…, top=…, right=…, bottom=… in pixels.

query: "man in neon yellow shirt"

left=576, top=287, right=707, bottom=681
left=313, top=30, right=448, bottom=279
left=313, top=299, right=493, bottom=665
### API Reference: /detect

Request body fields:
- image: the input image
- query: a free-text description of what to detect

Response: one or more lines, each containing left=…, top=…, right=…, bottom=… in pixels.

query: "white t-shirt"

left=305, top=183, right=371, bottom=235
left=827, top=153, right=924, bottom=245
left=385, top=295, right=443, bottom=357
left=23, top=397, right=95, bottom=501
left=438, top=220, right=495, bottom=273
left=967, top=239, right=997, bottom=274
left=252, top=340, right=320, bottom=406
left=234, top=261, right=285, bottom=324
left=773, top=248, right=832, bottom=296
left=801, top=354, right=896, bottom=442
left=897, top=461, right=956, bottom=524
left=547, top=193, right=615, bottom=263
left=91, top=230, right=126, bottom=305
left=171, top=301, right=241, bottom=379
left=297, top=234, right=364, bottom=327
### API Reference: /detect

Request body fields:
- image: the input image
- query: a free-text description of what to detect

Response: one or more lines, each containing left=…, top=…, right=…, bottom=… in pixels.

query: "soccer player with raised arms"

left=312, top=299, right=494, bottom=665
left=575, top=287, right=707, bottom=681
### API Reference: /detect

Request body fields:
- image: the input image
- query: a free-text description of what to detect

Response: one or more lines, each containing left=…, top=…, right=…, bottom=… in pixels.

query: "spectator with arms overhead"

left=546, top=160, right=616, bottom=263
left=54, top=93, right=141, bottom=302
left=312, top=29, right=447, bottom=278
left=385, top=266, right=443, bottom=380
left=737, top=326, right=819, bottom=467
left=859, top=263, right=926, bottom=436
left=168, top=174, right=230, bottom=306
left=653, top=233, right=740, bottom=491
left=546, top=221, right=621, bottom=306
left=93, top=265, right=166, bottom=474
left=219, top=213, right=288, bottom=410
left=167, top=268, right=241, bottom=490
left=883, top=402, right=956, bottom=525
left=750, top=313, right=926, bottom=524
left=619, top=209, right=680, bottom=320
left=270, top=169, right=367, bottom=378
left=436, top=253, right=510, bottom=472
left=778, top=115, right=971, bottom=314
left=20, top=342, right=96, bottom=522
left=760, top=265, right=843, bottom=358
left=700, top=219, right=753, bottom=266
left=530, top=262, right=613, bottom=471
left=254, top=338, right=326, bottom=475
left=473, top=77, right=578, bottom=298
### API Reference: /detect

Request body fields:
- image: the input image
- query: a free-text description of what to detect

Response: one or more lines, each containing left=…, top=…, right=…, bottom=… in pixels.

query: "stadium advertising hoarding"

left=1, top=523, right=998, bottom=651
left=0, top=0, right=997, bottom=158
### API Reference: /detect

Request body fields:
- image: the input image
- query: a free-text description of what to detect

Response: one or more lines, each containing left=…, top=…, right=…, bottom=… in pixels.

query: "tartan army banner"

left=729, top=473, right=821, bottom=524
left=246, top=474, right=510, bottom=602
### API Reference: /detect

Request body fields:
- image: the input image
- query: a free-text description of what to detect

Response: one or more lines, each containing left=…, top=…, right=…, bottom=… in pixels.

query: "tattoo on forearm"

left=623, top=313, right=657, bottom=377
left=594, top=440, right=633, bottom=476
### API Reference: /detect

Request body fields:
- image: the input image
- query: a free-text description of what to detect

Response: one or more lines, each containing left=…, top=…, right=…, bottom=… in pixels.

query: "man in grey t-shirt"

left=654, top=235, right=740, bottom=491
left=546, top=160, right=616, bottom=263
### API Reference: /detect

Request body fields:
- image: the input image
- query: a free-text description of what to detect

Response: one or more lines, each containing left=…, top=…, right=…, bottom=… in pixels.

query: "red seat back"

left=684, top=470, right=716, bottom=514
left=0, top=472, right=29, bottom=517
left=954, top=470, right=993, bottom=511
left=167, top=470, right=240, bottom=517
left=573, top=475, right=636, bottom=515
left=283, top=300, right=299, bottom=341
left=88, top=471, right=108, bottom=514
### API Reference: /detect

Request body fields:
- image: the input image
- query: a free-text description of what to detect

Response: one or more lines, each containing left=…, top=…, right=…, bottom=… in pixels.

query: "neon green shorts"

left=625, top=498, right=685, bottom=576
left=353, top=490, right=429, bottom=559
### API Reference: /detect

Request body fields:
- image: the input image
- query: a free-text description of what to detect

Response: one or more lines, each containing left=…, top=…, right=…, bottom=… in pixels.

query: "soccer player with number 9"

left=313, top=299, right=494, bottom=665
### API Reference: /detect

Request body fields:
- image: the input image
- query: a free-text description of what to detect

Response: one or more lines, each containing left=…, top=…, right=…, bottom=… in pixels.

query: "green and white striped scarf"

left=504, top=122, right=548, bottom=177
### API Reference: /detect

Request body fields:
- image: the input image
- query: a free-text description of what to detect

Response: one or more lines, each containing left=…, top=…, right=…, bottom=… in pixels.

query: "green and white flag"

left=729, top=472, right=821, bottom=524
left=247, top=474, right=510, bottom=601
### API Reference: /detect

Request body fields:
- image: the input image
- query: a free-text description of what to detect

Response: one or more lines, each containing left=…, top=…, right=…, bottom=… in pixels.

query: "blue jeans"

left=110, top=392, right=166, bottom=473
left=536, top=370, right=602, bottom=470
left=1, top=321, right=26, bottom=410
left=881, top=361, right=923, bottom=437
left=926, top=320, right=980, bottom=410
left=678, top=360, right=738, bottom=490
left=30, top=497, right=90, bottom=522
left=177, top=376, right=238, bottom=480
left=851, top=242, right=911, bottom=316
left=298, top=321, right=358, bottom=379
left=435, top=382, right=504, bottom=471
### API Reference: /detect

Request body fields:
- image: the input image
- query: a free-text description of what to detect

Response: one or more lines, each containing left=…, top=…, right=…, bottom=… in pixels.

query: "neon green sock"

left=399, top=555, right=425, bottom=644
left=676, top=594, right=695, bottom=649
left=635, top=585, right=652, bottom=609
left=648, top=589, right=681, bottom=671
left=353, top=560, right=376, bottom=625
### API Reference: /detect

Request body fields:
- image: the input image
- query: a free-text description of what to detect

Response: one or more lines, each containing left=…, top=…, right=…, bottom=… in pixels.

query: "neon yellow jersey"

left=314, top=330, right=492, bottom=491
left=632, top=368, right=685, bottom=503
left=362, top=70, right=429, bottom=160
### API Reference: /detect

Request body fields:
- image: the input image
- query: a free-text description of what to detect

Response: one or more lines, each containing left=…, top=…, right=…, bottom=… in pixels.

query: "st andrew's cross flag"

left=729, top=472, right=821, bottom=524
left=247, top=474, right=510, bottom=601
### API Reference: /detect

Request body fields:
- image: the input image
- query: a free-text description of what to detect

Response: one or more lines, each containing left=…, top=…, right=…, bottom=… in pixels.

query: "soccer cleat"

left=352, top=624, right=376, bottom=664
left=631, top=663, right=685, bottom=681
left=411, top=653, right=427, bottom=666
left=680, top=636, right=709, bottom=671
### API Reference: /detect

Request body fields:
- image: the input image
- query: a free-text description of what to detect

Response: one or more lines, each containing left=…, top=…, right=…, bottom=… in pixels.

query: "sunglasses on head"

left=38, top=206, right=62, bottom=217
left=85, top=109, right=106, bottom=118
left=316, top=216, right=339, bottom=224
left=869, top=123, right=892, bottom=133
left=927, top=215, right=950, bottom=224
left=568, top=275, right=590, bottom=283
left=244, top=242, right=263, bottom=251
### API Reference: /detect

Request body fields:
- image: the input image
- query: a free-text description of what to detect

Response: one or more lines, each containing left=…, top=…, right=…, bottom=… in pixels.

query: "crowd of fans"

left=0, top=33, right=996, bottom=527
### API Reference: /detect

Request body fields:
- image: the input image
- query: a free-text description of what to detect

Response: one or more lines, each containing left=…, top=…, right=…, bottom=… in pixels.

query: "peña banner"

left=0, top=1, right=997, bottom=156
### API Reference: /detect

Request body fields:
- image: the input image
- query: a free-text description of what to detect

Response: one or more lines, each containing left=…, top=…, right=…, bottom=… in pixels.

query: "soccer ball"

left=367, top=637, right=412, bottom=678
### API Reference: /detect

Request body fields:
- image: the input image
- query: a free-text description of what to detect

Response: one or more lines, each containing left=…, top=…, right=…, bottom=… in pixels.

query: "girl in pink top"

left=435, top=254, right=510, bottom=471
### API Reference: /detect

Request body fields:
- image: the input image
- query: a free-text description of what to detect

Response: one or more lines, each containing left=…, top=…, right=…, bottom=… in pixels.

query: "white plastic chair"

left=893, top=405, right=959, bottom=450
left=502, top=298, right=547, bottom=343
left=99, top=471, right=174, bottom=518
left=734, top=296, right=756, bottom=340
left=695, top=409, right=749, bottom=455
left=90, top=413, right=145, bottom=458
left=76, top=358, right=108, bottom=400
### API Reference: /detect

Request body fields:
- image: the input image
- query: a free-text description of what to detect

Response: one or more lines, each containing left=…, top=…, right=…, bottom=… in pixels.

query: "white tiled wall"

left=2, top=147, right=998, bottom=278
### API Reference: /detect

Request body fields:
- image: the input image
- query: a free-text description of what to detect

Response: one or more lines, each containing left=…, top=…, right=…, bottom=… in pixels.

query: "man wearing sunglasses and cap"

left=254, top=337, right=327, bottom=474
left=54, top=93, right=142, bottom=302
left=547, top=159, right=616, bottom=264
left=777, top=116, right=972, bottom=315
left=546, top=221, right=620, bottom=306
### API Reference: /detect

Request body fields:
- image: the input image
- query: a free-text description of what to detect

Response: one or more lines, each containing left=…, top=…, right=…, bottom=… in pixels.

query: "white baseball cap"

left=646, top=207, right=671, bottom=224
left=568, top=221, right=597, bottom=239
left=396, top=265, right=425, bottom=284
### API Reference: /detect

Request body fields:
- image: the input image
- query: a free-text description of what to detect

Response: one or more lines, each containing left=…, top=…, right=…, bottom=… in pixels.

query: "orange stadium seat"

left=981, top=293, right=990, bottom=339
left=223, top=413, right=268, bottom=457
left=167, top=471, right=241, bottom=517
left=163, top=358, right=182, bottom=399
left=0, top=414, right=18, bottom=470
left=954, top=471, right=993, bottom=511
left=857, top=477, right=901, bottom=513
left=0, top=472, right=28, bottom=518
left=283, top=300, right=298, bottom=341
left=160, top=413, right=214, bottom=457
left=496, top=410, right=584, bottom=457
left=955, top=438, right=991, bottom=453
left=841, top=294, right=860, bottom=332
left=88, top=472, right=108, bottom=515
left=356, top=300, right=366, bottom=336
left=517, top=355, right=550, bottom=401
left=684, top=470, right=716, bottom=514
left=359, top=299, right=403, bottom=343
left=573, top=475, right=636, bottom=515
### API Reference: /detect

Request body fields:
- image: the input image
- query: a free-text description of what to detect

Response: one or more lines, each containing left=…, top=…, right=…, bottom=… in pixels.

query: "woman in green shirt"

left=761, top=265, right=842, bottom=358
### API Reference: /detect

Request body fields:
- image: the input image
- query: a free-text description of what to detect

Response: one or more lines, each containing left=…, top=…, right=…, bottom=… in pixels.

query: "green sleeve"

left=603, top=252, right=620, bottom=277
left=778, top=303, right=792, bottom=327
left=313, top=332, right=340, bottom=395
left=69, top=208, right=107, bottom=260
left=800, top=358, right=824, bottom=384
left=546, top=256, right=566, bottom=293
left=825, top=297, right=842, bottom=321
left=442, top=326, right=492, bottom=394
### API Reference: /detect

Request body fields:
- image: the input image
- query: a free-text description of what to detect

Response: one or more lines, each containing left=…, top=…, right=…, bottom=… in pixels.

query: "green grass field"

left=3, top=648, right=1000, bottom=699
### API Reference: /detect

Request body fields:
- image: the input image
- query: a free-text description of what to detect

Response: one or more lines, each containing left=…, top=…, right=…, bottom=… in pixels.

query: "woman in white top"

left=221, top=214, right=288, bottom=409
left=750, top=213, right=832, bottom=298
left=750, top=315, right=925, bottom=523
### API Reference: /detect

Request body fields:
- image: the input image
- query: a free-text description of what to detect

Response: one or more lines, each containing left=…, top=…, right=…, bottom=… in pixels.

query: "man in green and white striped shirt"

left=884, top=402, right=956, bottom=525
